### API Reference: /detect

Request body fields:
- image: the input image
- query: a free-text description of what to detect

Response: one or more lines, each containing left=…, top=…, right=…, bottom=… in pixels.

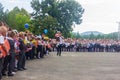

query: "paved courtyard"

left=2, top=52, right=120, bottom=80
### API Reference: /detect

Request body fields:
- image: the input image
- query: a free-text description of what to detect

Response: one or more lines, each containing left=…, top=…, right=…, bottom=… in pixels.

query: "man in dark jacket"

left=17, top=32, right=27, bottom=71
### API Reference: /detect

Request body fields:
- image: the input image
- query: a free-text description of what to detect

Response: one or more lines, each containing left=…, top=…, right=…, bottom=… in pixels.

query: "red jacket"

left=0, top=39, right=10, bottom=58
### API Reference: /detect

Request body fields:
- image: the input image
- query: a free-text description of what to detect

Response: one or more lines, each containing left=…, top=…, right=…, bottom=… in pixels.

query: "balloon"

left=44, top=29, right=48, bottom=34
left=24, top=23, right=29, bottom=29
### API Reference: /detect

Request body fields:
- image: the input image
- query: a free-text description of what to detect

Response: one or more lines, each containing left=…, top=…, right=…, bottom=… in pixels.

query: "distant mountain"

left=80, top=31, right=104, bottom=36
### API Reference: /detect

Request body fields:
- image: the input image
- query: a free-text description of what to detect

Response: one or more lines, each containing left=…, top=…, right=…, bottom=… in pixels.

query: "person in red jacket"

left=0, top=34, right=4, bottom=80
left=0, top=22, right=9, bottom=80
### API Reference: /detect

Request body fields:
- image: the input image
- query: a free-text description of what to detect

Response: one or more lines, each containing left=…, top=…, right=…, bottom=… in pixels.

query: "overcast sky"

left=0, top=0, right=120, bottom=34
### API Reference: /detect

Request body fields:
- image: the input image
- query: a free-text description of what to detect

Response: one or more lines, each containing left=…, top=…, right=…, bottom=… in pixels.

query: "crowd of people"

left=51, top=38, right=120, bottom=52
left=0, top=21, right=120, bottom=80
left=0, top=22, right=52, bottom=80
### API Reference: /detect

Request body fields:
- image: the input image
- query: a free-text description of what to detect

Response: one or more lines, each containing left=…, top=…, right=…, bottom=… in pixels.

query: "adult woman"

left=0, top=22, right=10, bottom=79
left=2, top=31, right=16, bottom=76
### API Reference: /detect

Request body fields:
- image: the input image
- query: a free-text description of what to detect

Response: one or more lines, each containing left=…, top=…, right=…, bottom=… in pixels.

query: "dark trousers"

left=41, top=46, right=45, bottom=58
left=67, top=46, right=70, bottom=52
left=31, top=46, right=36, bottom=59
left=25, top=51, right=30, bottom=60
left=2, top=53, right=15, bottom=74
left=76, top=47, right=80, bottom=52
left=36, top=46, right=40, bottom=59
left=26, top=49, right=35, bottom=60
left=37, top=45, right=44, bottom=58
left=57, top=44, right=62, bottom=56
left=17, top=51, right=26, bottom=69
left=0, top=58, right=3, bottom=79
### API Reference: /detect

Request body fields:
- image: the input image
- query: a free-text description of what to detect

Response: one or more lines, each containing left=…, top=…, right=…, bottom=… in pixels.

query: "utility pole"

left=117, top=22, right=120, bottom=40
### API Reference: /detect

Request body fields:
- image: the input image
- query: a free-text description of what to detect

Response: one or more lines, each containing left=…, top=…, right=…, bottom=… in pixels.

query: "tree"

left=31, top=0, right=58, bottom=36
left=31, top=0, right=84, bottom=37
left=56, top=0, right=84, bottom=37
left=6, top=7, right=30, bottom=31
left=0, top=3, right=9, bottom=24
left=95, top=34, right=104, bottom=39
left=0, top=3, right=4, bottom=21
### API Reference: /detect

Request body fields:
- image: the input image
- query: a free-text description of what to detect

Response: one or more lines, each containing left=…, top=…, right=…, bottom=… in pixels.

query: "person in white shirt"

left=55, top=31, right=63, bottom=56
left=0, top=22, right=8, bottom=80
left=0, top=27, right=4, bottom=80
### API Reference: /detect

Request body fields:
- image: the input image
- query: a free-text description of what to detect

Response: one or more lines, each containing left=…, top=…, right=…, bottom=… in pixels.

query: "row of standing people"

left=0, top=22, right=51, bottom=80
left=50, top=39, right=120, bottom=52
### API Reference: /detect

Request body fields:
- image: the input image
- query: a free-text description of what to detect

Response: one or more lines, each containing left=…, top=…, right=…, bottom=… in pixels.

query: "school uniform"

left=0, top=35, right=4, bottom=79
left=17, top=38, right=27, bottom=70
left=56, top=37, right=63, bottom=56
left=2, top=37, right=15, bottom=76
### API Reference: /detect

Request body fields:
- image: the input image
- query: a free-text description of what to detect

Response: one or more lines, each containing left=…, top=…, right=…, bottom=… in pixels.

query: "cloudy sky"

left=0, top=0, right=120, bottom=34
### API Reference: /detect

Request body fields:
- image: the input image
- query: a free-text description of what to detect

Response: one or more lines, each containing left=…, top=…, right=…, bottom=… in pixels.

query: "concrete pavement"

left=3, top=52, right=120, bottom=80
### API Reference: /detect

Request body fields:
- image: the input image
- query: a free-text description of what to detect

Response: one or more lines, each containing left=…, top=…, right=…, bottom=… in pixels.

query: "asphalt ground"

left=2, top=52, right=120, bottom=80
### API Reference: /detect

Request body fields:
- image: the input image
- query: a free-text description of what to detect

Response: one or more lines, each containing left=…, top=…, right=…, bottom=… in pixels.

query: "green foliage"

left=31, top=0, right=59, bottom=36
left=56, top=0, right=84, bottom=37
left=1, top=1, right=84, bottom=38
left=31, top=0, right=84, bottom=38
left=72, top=32, right=118, bottom=40
left=5, top=7, right=30, bottom=31
left=0, top=3, right=4, bottom=20
left=104, top=32, right=118, bottom=40
left=0, top=3, right=4, bottom=21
